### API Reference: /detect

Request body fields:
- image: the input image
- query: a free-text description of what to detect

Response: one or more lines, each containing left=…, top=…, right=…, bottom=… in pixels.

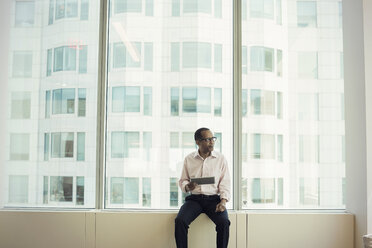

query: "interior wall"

left=362, top=0, right=372, bottom=234
left=0, top=211, right=353, bottom=248
left=343, top=0, right=368, bottom=247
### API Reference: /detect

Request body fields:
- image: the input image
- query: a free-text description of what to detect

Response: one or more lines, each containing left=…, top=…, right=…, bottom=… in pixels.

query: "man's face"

left=196, top=130, right=215, bottom=153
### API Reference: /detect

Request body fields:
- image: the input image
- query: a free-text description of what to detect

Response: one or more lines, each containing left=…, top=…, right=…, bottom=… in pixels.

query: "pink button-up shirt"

left=179, top=150, right=231, bottom=201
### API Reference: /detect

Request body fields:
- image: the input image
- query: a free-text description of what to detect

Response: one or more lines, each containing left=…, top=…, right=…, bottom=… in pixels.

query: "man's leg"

left=175, top=196, right=203, bottom=248
left=203, top=197, right=230, bottom=248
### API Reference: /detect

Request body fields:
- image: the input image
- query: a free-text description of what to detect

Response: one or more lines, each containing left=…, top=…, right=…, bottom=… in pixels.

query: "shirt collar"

left=194, top=150, right=218, bottom=159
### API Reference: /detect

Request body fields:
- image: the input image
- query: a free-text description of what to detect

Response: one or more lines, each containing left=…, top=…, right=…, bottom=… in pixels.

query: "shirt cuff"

left=219, top=194, right=229, bottom=202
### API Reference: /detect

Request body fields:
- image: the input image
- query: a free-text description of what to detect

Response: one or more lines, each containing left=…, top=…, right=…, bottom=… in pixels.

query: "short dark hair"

left=194, top=127, right=210, bottom=141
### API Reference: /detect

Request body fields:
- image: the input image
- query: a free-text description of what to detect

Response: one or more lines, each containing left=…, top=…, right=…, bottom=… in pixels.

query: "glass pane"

left=106, top=0, right=233, bottom=209
left=242, top=0, right=344, bottom=209
left=15, top=1, right=35, bottom=27
left=1, top=0, right=99, bottom=208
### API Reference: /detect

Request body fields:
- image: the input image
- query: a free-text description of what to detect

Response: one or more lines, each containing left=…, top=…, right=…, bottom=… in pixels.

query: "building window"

left=299, top=178, right=320, bottom=206
left=49, top=0, right=88, bottom=23
left=215, top=132, right=222, bottom=152
left=170, top=132, right=179, bottom=148
left=114, top=0, right=142, bottom=14
left=214, top=88, right=222, bottom=116
left=110, top=177, right=124, bottom=204
left=182, top=132, right=195, bottom=149
left=53, top=46, right=77, bottom=72
left=144, top=42, right=153, bottom=71
left=171, top=42, right=180, bottom=71
left=250, top=46, right=274, bottom=72
left=250, top=134, right=275, bottom=160
left=80, top=0, right=89, bottom=20
left=112, top=86, right=140, bottom=113
left=297, top=1, right=317, bottom=27
left=182, top=42, right=212, bottom=69
left=124, top=178, right=139, bottom=204
left=52, top=88, right=75, bottom=114
left=182, top=87, right=211, bottom=113
left=55, top=0, right=78, bottom=20
left=183, top=0, right=211, bottom=14
left=79, top=45, right=88, bottom=74
left=242, top=89, right=248, bottom=116
left=251, top=178, right=275, bottom=203
left=250, top=0, right=274, bottom=19
left=45, top=90, right=51, bottom=118
left=214, top=44, right=222, bottom=72
left=214, top=0, right=222, bottom=18
left=143, top=132, right=152, bottom=161
left=299, top=135, right=319, bottom=163
left=51, top=132, right=74, bottom=158
left=142, top=178, right=151, bottom=207
left=11, top=92, right=31, bottom=119
left=298, top=52, right=318, bottom=79
left=170, top=177, right=179, bottom=207
left=12, top=51, right=32, bottom=78
left=112, top=42, right=141, bottom=68
left=10, top=133, right=29, bottom=160
left=143, top=87, right=152, bottom=116
left=276, top=0, right=282, bottom=24
left=111, top=131, right=140, bottom=158
left=44, top=133, right=50, bottom=161
left=77, top=132, right=85, bottom=161
left=339, top=2, right=342, bottom=28
left=15, top=1, right=35, bottom=27
left=171, top=87, right=179, bottom=116
left=277, top=49, right=282, bottom=76
left=172, top=0, right=180, bottom=16
left=277, top=135, right=283, bottom=162
left=50, top=176, right=73, bottom=202
left=277, top=92, right=283, bottom=119
left=250, top=90, right=275, bottom=116
left=76, top=177, right=85, bottom=205
left=8, top=175, right=29, bottom=204
left=43, top=176, right=49, bottom=204
left=78, top=88, right=86, bottom=117
left=242, top=46, right=247, bottom=74
left=47, top=49, right=53, bottom=76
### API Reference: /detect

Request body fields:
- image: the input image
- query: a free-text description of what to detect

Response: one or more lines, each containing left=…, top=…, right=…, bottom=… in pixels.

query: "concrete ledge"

left=0, top=211, right=353, bottom=248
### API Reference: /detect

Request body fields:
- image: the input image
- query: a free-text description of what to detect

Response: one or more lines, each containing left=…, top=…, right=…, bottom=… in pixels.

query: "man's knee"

left=175, top=216, right=188, bottom=228
left=216, top=217, right=230, bottom=229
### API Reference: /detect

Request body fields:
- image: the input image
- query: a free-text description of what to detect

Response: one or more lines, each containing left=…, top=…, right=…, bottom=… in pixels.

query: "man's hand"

left=215, top=199, right=227, bottom=212
left=185, top=182, right=197, bottom=192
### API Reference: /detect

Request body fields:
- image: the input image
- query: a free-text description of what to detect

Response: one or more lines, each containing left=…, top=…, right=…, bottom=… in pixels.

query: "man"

left=175, top=127, right=231, bottom=248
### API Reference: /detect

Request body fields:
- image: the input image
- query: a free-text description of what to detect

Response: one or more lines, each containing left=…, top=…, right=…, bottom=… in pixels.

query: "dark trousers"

left=175, top=194, right=230, bottom=248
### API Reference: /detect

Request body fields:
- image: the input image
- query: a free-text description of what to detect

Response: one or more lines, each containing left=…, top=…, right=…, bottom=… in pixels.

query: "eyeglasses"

left=199, top=137, right=217, bottom=142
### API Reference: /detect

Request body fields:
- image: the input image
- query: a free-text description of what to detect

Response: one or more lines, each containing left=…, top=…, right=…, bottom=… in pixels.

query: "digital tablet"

left=190, top=177, right=215, bottom=185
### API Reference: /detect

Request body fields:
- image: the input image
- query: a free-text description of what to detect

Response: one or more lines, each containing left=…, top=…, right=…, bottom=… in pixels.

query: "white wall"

left=0, top=211, right=353, bottom=248
left=0, top=0, right=10, bottom=207
left=343, top=0, right=372, bottom=247
left=362, top=0, right=372, bottom=235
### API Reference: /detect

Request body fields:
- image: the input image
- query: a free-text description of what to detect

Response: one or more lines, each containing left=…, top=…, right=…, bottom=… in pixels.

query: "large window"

left=15, top=1, right=35, bottom=27
left=1, top=0, right=99, bottom=208
left=12, top=51, right=32, bottom=78
left=242, top=0, right=344, bottom=210
left=1, top=0, right=344, bottom=210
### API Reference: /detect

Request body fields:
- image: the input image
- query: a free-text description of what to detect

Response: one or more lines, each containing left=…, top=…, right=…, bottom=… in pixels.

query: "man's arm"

left=218, top=156, right=231, bottom=202
left=179, top=158, right=191, bottom=193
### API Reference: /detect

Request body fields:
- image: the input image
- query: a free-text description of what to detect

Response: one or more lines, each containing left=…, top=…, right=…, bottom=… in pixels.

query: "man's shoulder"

left=212, top=150, right=225, bottom=159
left=185, top=151, right=198, bottom=159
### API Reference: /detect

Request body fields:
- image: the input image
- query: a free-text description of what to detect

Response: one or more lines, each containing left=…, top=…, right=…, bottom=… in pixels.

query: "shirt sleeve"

left=218, top=156, right=231, bottom=201
left=179, top=157, right=190, bottom=193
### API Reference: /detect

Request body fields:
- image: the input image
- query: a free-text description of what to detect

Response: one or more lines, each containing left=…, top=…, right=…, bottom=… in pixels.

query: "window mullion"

left=233, top=0, right=242, bottom=210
